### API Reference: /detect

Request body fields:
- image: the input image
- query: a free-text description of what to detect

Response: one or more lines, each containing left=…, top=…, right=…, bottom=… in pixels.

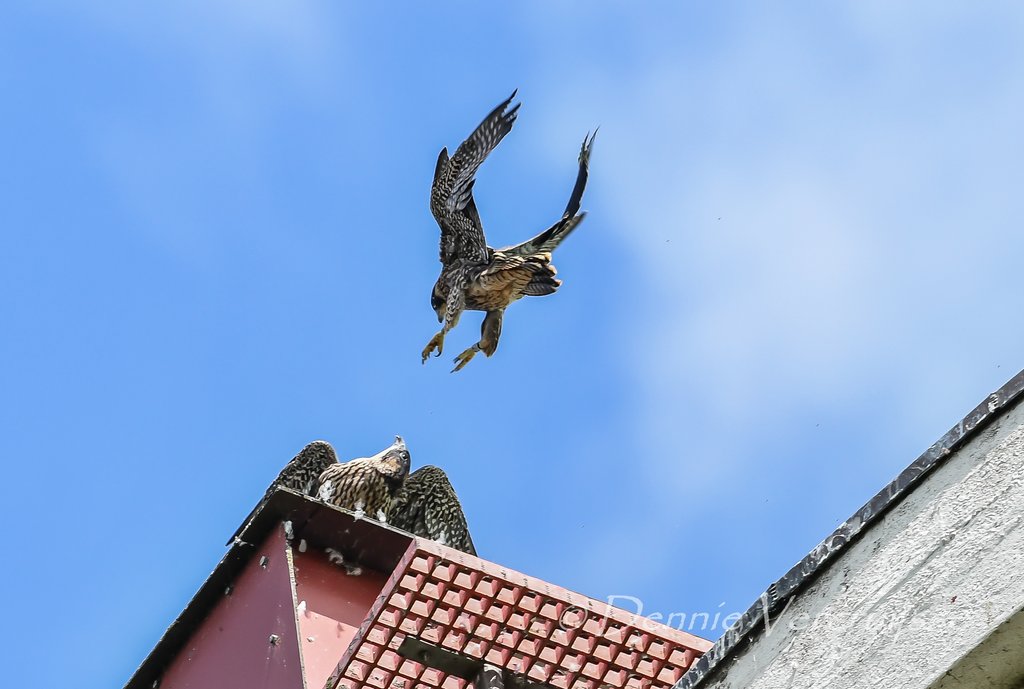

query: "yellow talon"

left=422, top=332, right=445, bottom=363
left=451, top=345, right=479, bottom=373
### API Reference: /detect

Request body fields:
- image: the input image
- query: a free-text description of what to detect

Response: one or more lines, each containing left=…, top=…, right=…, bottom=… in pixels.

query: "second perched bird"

left=389, top=465, right=477, bottom=556
left=422, top=91, right=596, bottom=371
left=316, top=435, right=411, bottom=522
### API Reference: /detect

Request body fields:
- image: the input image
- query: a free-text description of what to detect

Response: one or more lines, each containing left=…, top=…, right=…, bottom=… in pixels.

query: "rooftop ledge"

left=125, top=488, right=712, bottom=689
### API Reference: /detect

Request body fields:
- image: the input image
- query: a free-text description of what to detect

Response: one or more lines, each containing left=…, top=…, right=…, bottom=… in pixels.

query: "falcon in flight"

left=422, top=91, right=595, bottom=372
left=227, top=440, right=339, bottom=545
left=316, top=435, right=410, bottom=523
left=390, top=465, right=477, bottom=555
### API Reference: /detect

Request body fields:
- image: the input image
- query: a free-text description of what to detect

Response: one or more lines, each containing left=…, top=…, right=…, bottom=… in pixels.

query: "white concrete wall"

left=701, top=401, right=1024, bottom=689
left=929, top=604, right=1024, bottom=688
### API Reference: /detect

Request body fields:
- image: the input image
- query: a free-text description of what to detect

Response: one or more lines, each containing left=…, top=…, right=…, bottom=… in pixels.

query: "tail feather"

left=524, top=278, right=561, bottom=296
left=523, top=258, right=562, bottom=296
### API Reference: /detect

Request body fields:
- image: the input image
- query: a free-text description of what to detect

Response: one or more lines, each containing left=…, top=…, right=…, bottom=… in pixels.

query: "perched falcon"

left=422, top=91, right=596, bottom=372
left=389, top=465, right=477, bottom=555
left=316, top=435, right=411, bottom=523
left=227, top=440, right=339, bottom=545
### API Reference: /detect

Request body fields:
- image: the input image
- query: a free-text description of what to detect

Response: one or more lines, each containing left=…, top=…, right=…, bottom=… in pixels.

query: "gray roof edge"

left=677, top=368, right=1024, bottom=689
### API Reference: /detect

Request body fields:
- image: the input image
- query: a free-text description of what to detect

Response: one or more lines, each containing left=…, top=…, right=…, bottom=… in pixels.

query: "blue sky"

left=3, top=3, right=1024, bottom=687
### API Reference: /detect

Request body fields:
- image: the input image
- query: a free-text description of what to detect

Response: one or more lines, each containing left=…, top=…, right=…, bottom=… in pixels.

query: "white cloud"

left=520, top=3, right=1024, bottom=584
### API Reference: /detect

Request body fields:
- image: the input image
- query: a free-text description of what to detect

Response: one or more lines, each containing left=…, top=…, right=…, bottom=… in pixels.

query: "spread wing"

left=431, top=91, right=520, bottom=265
left=390, top=466, right=477, bottom=556
left=226, top=440, right=339, bottom=546
left=501, top=130, right=595, bottom=257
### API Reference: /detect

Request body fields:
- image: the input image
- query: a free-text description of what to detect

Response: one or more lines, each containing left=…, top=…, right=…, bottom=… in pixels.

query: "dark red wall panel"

left=160, top=528, right=303, bottom=689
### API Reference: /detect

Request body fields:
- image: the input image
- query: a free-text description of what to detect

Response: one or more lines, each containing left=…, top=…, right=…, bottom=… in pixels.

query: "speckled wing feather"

left=390, top=466, right=477, bottom=556
left=501, top=131, right=595, bottom=257
left=226, top=440, right=339, bottom=545
left=315, top=436, right=411, bottom=522
left=431, top=91, right=520, bottom=265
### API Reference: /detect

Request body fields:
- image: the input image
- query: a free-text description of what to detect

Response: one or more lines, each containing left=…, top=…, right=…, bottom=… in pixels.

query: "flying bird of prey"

left=389, top=465, right=477, bottom=555
left=422, top=91, right=596, bottom=372
left=316, top=435, right=411, bottom=523
left=227, top=440, right=339, bottom=545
